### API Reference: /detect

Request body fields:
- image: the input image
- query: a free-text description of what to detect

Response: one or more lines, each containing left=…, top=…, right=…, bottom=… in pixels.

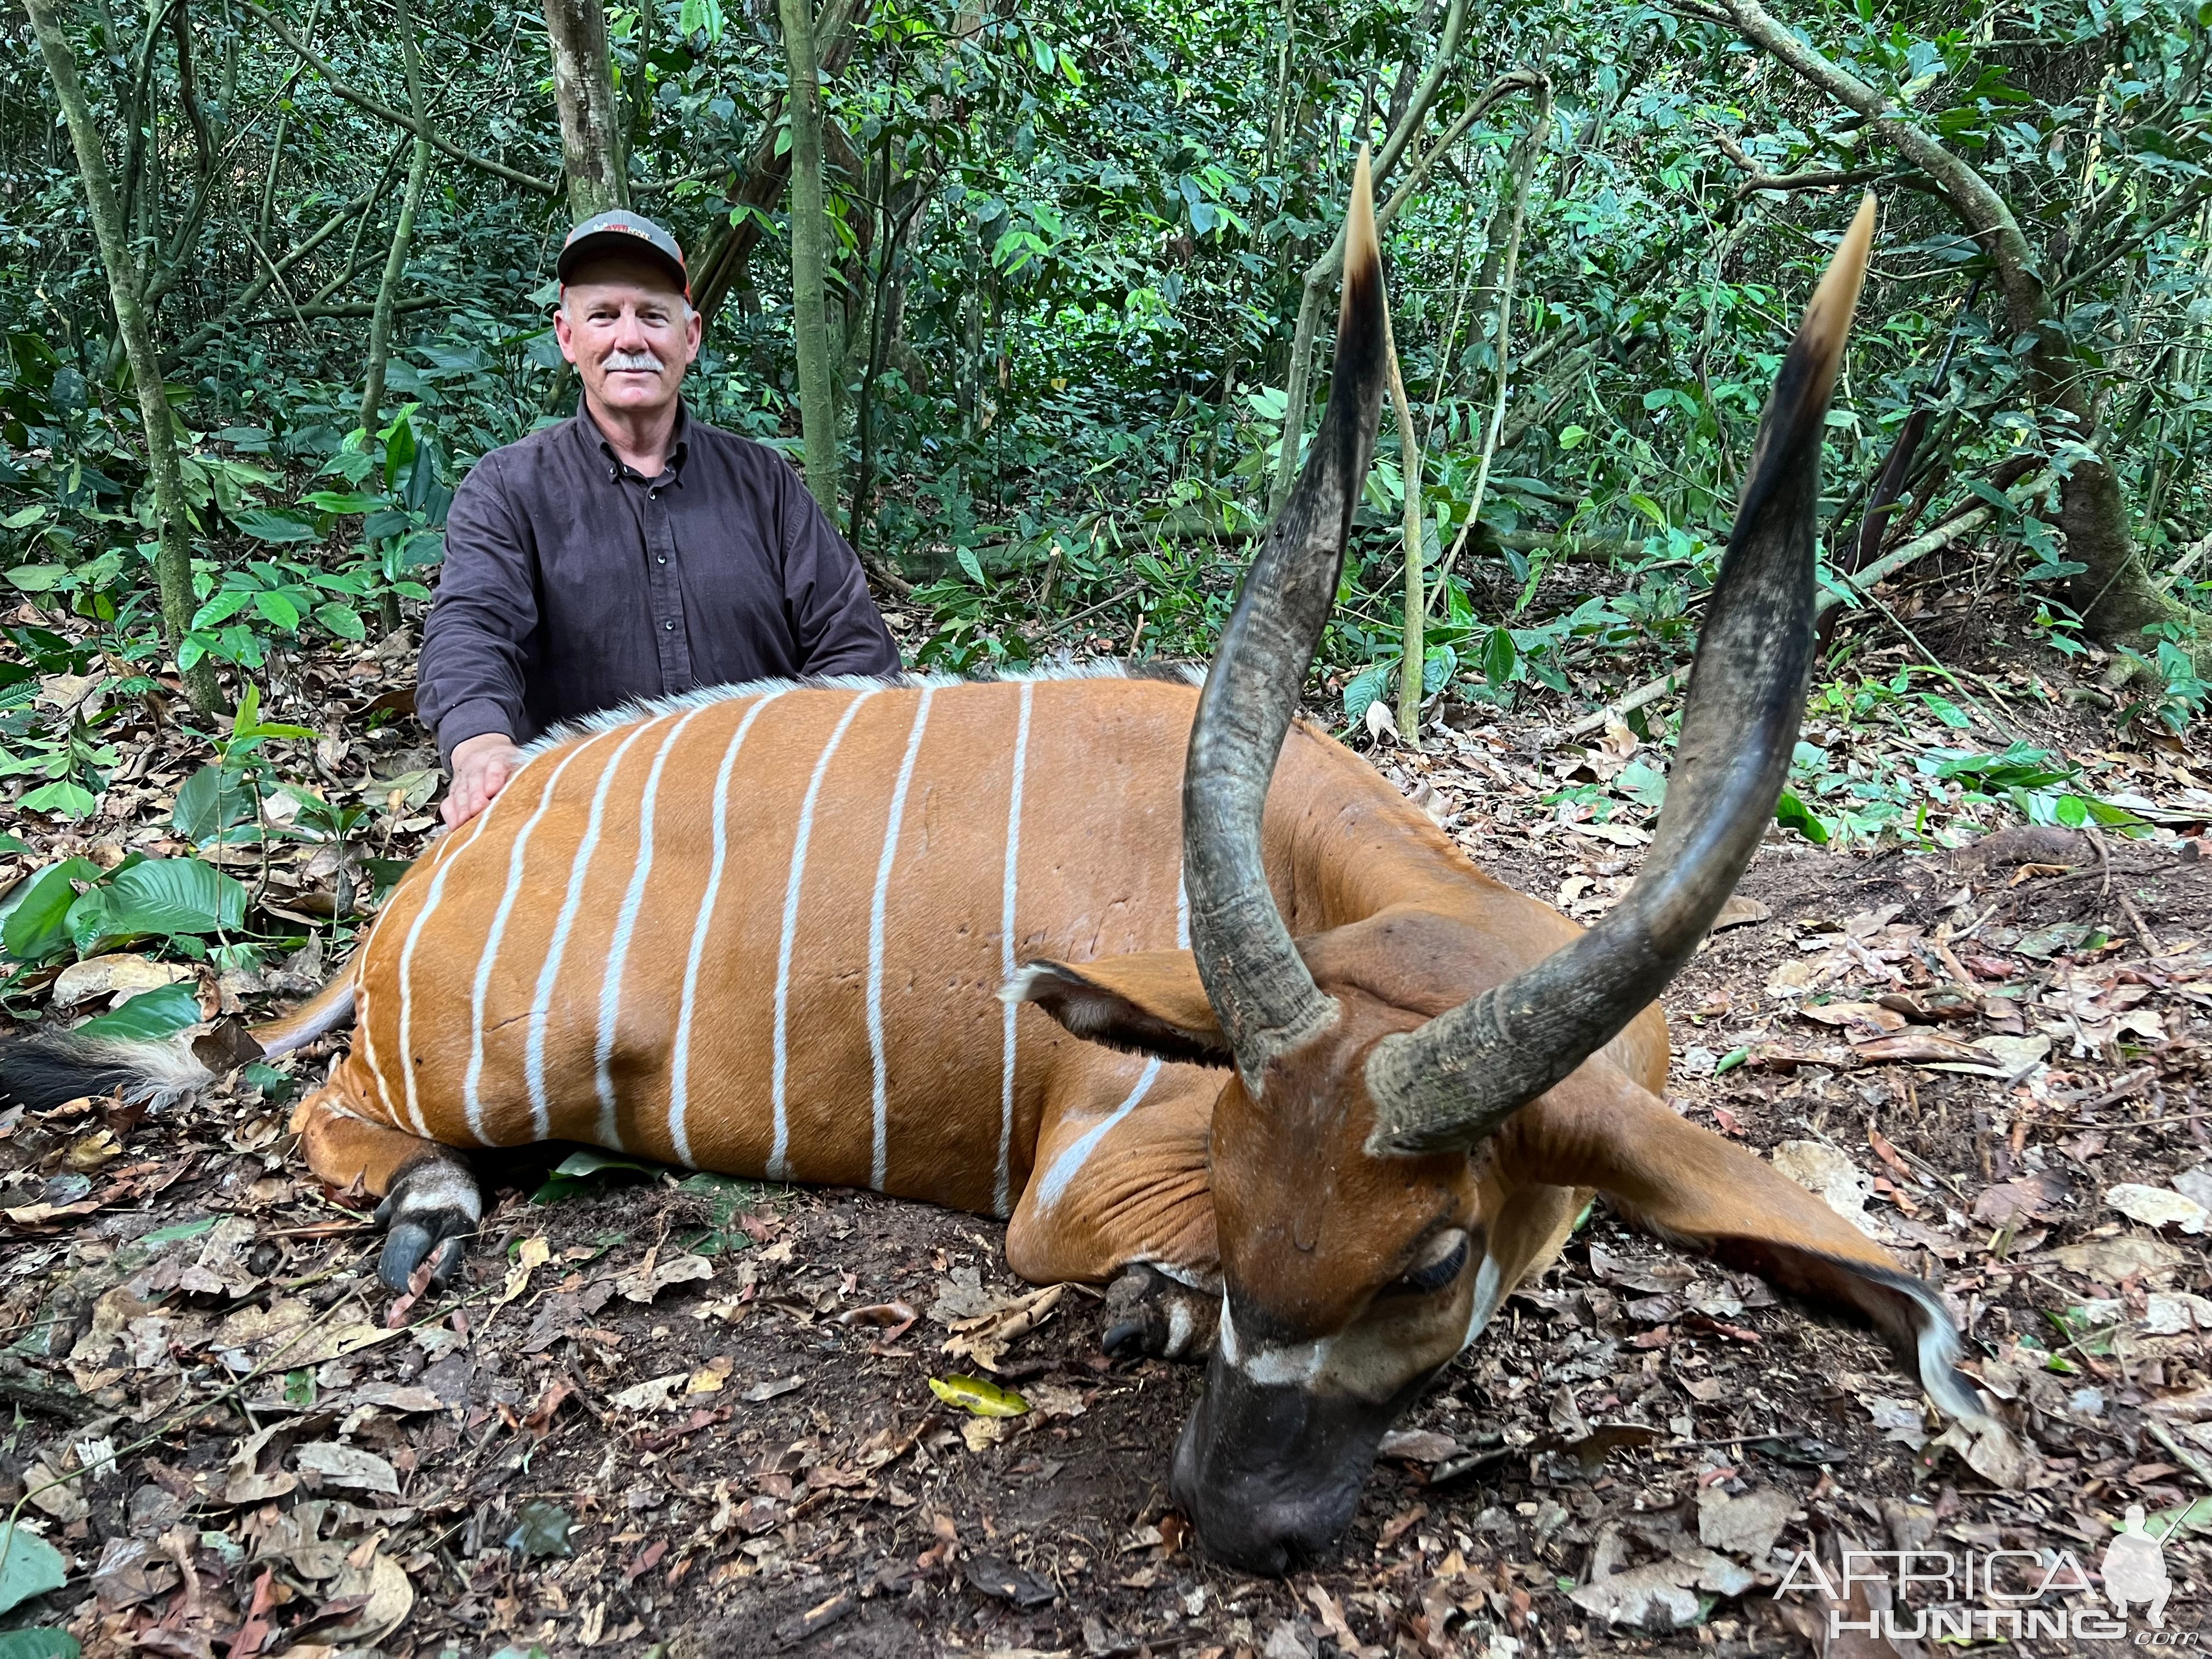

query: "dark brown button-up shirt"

left=416, top=407, right=901, bottom=764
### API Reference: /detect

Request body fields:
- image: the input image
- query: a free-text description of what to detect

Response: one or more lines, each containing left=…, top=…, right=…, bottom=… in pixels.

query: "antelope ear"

left=1003, top=951, right=1232, bottom=1068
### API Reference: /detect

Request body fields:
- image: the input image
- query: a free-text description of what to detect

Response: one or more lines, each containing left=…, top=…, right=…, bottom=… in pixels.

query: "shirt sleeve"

left=775, top=464, right=903, bottom=679
left=416, top=450, right=540, bottom=768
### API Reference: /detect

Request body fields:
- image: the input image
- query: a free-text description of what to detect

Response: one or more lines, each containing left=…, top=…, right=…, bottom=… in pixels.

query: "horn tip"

left=1798, top=192, right=1878, bottom=381
left=1341, top=145, right=1382, bottom=332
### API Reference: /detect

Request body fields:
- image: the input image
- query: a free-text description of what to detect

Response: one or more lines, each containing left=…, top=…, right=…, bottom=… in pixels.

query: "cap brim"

left=555, top=230, right=689, bottom=296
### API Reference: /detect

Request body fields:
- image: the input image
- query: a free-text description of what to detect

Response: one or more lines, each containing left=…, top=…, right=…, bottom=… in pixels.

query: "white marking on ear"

left=462, top=730, right=607, bottom=1144
left=1463, top=1254, right=1505, bottom=1348
left=868, top=687, right=935, bottom=1192
left=670, top=692, right=785, bottom=1166
left=994, top=680, right=1035, bottom=1217
left=1894, top=1275, right=1987, bottom=1423
left=769, top=689, right=879, bottom=1182
left=524, top=723, right=653, bottom=1143
left=397, top=802, right=499, bottom=1138
left=1033, top=1057, right=1163, bottom=1213
left=596, top=706, right=707, bottom=1146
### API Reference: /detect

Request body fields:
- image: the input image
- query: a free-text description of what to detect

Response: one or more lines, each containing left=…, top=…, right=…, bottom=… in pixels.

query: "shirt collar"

left=577, top=400, right=690, bottom=486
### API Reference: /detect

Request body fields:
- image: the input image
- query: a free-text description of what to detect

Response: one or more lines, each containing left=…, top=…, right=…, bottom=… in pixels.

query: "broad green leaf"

left=0, top=1521, right=68, bottom=1616
left=1342, top=660, right=1393, bottom=725
left=18, top=780, right=96, bottom=819
left=1, top=505, right=46, bottom=529
left=95, top=857, right=249, bottom=938
left=3, top=857, right=101, bottom=962
left=1482, top=626, right=1517, bottom=687
left=956, top=547, right=987, bottom=586
left=74, top=981, right=201, bottom=1041
left=300, top=490, right=383, bottom=514
left=253, top=589, right=301, bottom=631
left=5, top=567, right=66, bottom=592
left=929, top=1375, right=1029, bottom=1417
left=314, top=602, right=365, bottom=641
left=0, top=833, right=31, bottom=854
left=232, top=509, right=318, bottom=544
left=0, top=1629, right=80, bottom=1659
left=1774, top=790, right=1830, bottom=845
left=173, top=764, right=259, bottom=843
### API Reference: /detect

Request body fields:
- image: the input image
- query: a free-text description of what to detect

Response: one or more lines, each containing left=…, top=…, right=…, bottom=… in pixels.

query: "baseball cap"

left=556, top=210, right=690, bottom=299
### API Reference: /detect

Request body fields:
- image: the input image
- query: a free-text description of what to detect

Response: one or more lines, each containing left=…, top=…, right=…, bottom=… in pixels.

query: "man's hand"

left=443, top=733, right=522, bottom=828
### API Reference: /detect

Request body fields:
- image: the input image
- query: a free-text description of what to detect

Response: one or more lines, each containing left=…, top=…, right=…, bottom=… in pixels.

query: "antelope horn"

left=1184, top=148, right=1387, bottom=1091
left=1365, top=193, right=1880, bottom=1156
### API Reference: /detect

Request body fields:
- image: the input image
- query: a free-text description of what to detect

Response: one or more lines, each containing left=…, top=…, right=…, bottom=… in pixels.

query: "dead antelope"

left=6, top=160, right=1976, bottom=1572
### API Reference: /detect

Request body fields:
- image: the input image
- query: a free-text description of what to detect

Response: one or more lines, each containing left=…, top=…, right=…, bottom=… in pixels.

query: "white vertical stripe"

left=995, top=680, right=1035, bottom=1217
left=768, top=689, right=879, bottom=1182
left=670, top=692, right=786, bottom=1166
left=594, top=706, right=707, bottom=1147
left=462, top=733, right=610, bottom=1144
left=1175, top=865, right=1190, bottom=950
left=524, top=720, right=659, bottom=1139
left=1034, top=1056, right=1163, bottom=1212
left=356, top=983, right=399, bottom=1127
left=394, top=806, right=498, bottom=1137
left=867, top=687, right=935, bottom=1192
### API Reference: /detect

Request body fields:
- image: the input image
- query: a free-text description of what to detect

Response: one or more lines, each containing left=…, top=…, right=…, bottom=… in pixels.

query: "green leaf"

left=173, top=764, right=259, bottom=843
left=95, top=857, right=249, bottom=938
left=232, top=509, right=319, bottom=544
left=252, top=589, right=301, bottom=631
left=74, top=981, right=201, bottom=1041
left=18, top=780, right=97, bottom=819
left=1557, top=424, right=1588, bottom=451
left=1481, top=625, right=1517, bottom=687
left=1342, top=660, right=1393, bottom=725
left=956, top=546, right=987, bottom=586
left=531, top=1147, right=658, bottom=1204
left=0, top=1629, right=81, bottom=1659
left=1919, top=693, right=1971, bottom=729
left=929, top=1375, right=1030, bottom=1416
left=1, top=505, right=47, bottom=530
left=5, top=567, right=67, bottom=593
left=0, top=1521, right=69, bottom=1616
left=314, top=602, right=365, bottom=641
left=1774, top=789, right=1831, bottom=845
left=3, top=857, right=101, bottom=962
left=0, top=833, right=31, bottom=854
left=299, top=491, right=383, bottom=515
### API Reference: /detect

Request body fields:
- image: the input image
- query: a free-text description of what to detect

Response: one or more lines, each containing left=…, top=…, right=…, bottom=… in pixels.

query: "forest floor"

left=9, top=600, right=2212, bottom=1657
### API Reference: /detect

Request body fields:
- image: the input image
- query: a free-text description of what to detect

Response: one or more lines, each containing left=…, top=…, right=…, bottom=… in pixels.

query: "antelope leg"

left=291, top=1086, right=481, bottom=1291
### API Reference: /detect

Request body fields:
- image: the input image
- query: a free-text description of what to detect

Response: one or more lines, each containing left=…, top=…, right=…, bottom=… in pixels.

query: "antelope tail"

left=0, top=971, right=356, bottom=1111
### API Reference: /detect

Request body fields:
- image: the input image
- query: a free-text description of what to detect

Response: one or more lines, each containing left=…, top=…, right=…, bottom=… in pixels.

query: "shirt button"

left=657, top=555, right=667, bottom=565
left=664, top=619, right=676, bottom=631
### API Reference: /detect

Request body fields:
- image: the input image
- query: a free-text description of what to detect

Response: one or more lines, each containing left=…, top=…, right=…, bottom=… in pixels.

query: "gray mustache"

left=603, top=351, right=664, bottom=373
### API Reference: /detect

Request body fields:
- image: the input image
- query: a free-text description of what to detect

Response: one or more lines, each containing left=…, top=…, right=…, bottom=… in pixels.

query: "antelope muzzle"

left=1170, top=1352, right=1438, bottom=1573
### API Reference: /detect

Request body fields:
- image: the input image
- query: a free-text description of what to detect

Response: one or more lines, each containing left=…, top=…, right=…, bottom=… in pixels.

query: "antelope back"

left=341, top=674, right=1205, bottom=1211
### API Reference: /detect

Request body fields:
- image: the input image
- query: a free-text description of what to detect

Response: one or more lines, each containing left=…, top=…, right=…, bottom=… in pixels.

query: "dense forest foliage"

left=2, top=0, right=2209, bottom=815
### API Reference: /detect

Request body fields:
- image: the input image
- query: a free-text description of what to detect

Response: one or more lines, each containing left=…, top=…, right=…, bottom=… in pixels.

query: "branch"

left=238, top=0, right=558, bottom=197
left=158, top=183, right=381, bottom=368
left=2051, top=180, right=2212, bottom=303
left=242, top=295, right=442, bottom=326
left=1567, top=469, right=2053, bottom=738
left=1711, top=133, right=1886, bottom=200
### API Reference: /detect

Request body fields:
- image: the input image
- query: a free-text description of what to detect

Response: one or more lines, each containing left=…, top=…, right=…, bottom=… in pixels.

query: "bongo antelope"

left=6, top=163, right=1977, bottom=1572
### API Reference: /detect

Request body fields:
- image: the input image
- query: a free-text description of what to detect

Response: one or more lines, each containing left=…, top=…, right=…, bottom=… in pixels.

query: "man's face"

left=555, top=256, right=702, bottom=420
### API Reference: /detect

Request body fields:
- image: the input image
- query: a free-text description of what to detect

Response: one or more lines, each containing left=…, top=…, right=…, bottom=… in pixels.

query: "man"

left=418, top=211, right=901, bottom=827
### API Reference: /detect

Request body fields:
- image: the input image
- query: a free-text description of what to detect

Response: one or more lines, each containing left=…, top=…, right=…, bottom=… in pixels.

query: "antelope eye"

left=1397, top=1231, right=1469, bottom=1294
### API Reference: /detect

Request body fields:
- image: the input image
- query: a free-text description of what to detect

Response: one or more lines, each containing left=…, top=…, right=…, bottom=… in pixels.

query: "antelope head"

left=1018, top=155, right=1882, bottom=1572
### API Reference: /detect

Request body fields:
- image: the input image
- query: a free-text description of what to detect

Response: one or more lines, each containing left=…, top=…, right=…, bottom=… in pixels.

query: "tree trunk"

left=1382, top=303, right=1425, bottom=746
left=1725, top=0, right=2181, bottom=656
left=360, top=0, right=428, bottom=436
left=544, top=0, right=626, bottom=219
left=779, top=0, right=840, bottom=518
left=25, top=0, right=218, bottom=713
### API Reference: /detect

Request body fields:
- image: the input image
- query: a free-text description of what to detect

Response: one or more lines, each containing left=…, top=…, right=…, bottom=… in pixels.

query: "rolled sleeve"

left=776, top=467, right=902, bottom=678
left=417, top=451, right=539, bottom=766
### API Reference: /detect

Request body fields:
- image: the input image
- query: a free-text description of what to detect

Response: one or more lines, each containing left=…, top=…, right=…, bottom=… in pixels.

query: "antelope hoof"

left=374, top=1158, right=482, bottom=1292
left=1102, top=1263, right=1219, bottom=1361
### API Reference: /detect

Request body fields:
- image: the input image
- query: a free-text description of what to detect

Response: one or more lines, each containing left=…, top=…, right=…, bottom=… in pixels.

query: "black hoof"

left=1103, top=1316, right=1155, bottom=1357
left=1101, top=1262, right=1217, bottom=1360
left=373, top=1159, right=481, bottom=1293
